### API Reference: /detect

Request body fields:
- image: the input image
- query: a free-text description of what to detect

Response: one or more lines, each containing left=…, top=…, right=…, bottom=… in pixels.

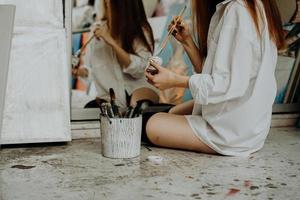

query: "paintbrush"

left=101, top=103, right=112, bottom=124
left=124, top=106, right=133, bottom=118
left=74, top=34, right=95, bottom=57
left=95, top=97, right=107, bottom=114
left=125, top=90, right=131, bottom=108
left=131, top=100, right=145, bottom=118
left=106, top=103, right=115, bottom=118
left=131, top=100, right=153, bottom=118
left=72, top=34, right=95, bottom=69
left=156, top=4, right=187, bottom=56
left=109, top=88, right=122, bottom=118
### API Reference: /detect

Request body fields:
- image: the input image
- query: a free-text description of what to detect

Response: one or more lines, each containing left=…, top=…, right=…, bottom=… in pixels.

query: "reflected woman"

left=145, top=0, right=285, bottom=156
left=73, top=0, right=159, bottom=108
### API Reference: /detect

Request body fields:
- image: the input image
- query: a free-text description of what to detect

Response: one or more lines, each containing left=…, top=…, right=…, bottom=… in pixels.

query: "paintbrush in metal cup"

left=132, top=100, right=153, bottom=118
left=109, top=88, right=122, bottom=118
left=124, top=106, right=133, bottom=118
left=128, top=106, right=136, bottom=118
left=139, top=100, right=153, bottom=114
left=131, top=100, right=145, bottom=118
left=101, top=104, right=112, bottom=124
left=106, top=103, right=115, bottom=118
left=95, top=97, right=107, bottom=115
left=156, top=4, right=187, bottom=56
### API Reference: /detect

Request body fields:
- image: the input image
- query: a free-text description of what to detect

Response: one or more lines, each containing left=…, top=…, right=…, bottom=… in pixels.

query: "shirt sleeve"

left=122, top=46, right=152, bottom=79
left=189, top=21, right=256, bottom=105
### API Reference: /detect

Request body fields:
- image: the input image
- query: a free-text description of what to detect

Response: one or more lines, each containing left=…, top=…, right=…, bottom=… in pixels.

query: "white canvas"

left=0, top=0, right=64, bottom=28
left=1, top=28, right=71, bottom=144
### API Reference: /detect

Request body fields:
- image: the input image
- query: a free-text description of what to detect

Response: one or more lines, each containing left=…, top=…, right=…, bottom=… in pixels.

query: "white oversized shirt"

left=83, top=28, right=157, bottom=108
left=186, top=0, right=278, bottom=156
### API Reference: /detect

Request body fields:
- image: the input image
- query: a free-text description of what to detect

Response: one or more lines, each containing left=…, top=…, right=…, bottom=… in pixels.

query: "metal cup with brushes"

left=97, top=88, right=152, bottom=121
left=99, top=88, right=147, bottom=159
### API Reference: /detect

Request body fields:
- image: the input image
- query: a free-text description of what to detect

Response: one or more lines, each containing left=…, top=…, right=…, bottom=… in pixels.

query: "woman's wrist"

left=107, top=37, right=117, bottom=47
left=182, top=36, right=194, bottom=49
left=173, top=74, right=190, bottom=88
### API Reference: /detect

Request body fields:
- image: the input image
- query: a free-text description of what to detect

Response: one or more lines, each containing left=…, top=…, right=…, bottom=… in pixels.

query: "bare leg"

left=146, top=113, right=216, bottom=154
left=130, top=87, right=159, bottom=107
left=169, top=100, right=194, bottom=115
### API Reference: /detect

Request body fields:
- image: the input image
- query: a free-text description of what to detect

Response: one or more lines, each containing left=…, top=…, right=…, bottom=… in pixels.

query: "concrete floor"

left=0, top=128, right=300, bottom=200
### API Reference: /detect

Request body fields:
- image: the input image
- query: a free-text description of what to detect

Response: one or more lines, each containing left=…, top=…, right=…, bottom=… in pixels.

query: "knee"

left=146, top=113, right=165, bottom=145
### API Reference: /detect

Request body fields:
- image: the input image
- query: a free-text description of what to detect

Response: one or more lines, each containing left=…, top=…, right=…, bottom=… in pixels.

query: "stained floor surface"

left=0, top=128, right=300, bottom=200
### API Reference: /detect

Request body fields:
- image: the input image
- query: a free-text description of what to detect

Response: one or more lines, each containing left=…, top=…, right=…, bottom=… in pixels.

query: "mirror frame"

left=0, top=5, right=15, bottom=143
left=68, top=1, right=100, bottom=121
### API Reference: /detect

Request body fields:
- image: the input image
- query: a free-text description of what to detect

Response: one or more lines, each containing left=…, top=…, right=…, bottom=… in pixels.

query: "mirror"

left=71, top=0, right=190, bottom=120
left=70, top=0, right=300, bottom=120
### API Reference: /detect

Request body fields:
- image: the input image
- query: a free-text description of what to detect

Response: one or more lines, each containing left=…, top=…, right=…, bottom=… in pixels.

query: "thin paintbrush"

left=101, top=103, right=112, bottom=124
left=95, top=97, right=107, bottom=115
left=74, top=34, right=95, bottom=57
left=72, top=34, right=95, bottom=69
left=109, top=88, right=122, bottom=118
left=156, top=4, right=187, bottom=56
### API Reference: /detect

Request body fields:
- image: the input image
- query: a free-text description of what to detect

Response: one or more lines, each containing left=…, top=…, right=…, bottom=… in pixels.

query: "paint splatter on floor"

left=226, top=188, right=240, bottom=196
left=11, top=165, right=35, bottom=170
left=244, top=180, right=252, bottom=188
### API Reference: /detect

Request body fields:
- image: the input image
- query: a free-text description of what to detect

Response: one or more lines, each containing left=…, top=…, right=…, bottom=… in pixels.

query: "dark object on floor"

left=84, top=99, right=100, bottom=108
left=141, top=104, right=174, bottom=144
left=114, top=163, right=125, bottom=167
left=11, top=165, right=36, bottom=170
left=142, top=143, right=153, bottom=151
left=84, top=98, right=108, bottom=109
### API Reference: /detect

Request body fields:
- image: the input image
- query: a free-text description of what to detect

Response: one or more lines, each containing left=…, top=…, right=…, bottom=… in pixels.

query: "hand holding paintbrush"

left=72, top=21, right=108, bottom=70
left=156, top=4, right=188, bottom=56
left=72, top=34, right=95, bottom=69
left=146, top=4, right=189, bottom=77
left=168, top=16, right=192, bottom=45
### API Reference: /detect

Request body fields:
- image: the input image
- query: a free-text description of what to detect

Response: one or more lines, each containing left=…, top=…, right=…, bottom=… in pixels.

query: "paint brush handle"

left=75, top=34, right=95, bottom=57
left=156, top=4, right=187, bottom=55
left=81, top=34, right=95, bottom=51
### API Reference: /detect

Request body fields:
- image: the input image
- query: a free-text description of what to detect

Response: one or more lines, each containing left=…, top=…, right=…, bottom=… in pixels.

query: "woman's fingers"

left=145, top=70, right=155, bottom=80
left=168, top=17, right=187, bottom=39
left=149, top=60, right=164, bottom=71
left=72, top=68, right=78, bottom=77
left=147, top=79, right=154, bottom=85
left=176, top=17, right=183, bottom=25
left=169, top=16, right=183, bottom=30
left=172, top=27, right=179, bottom=36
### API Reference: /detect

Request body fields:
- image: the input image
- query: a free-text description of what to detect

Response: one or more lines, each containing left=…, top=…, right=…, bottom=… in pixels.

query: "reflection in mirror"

left=71, top=0, right=190, bottom=119
left=71, top=0, right=300, bottom=120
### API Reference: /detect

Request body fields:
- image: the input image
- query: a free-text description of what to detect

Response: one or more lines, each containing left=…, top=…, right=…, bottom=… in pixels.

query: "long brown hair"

left=102, top=0, right=154, bottom=54
left=192, top=0, right=285, bottom=57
